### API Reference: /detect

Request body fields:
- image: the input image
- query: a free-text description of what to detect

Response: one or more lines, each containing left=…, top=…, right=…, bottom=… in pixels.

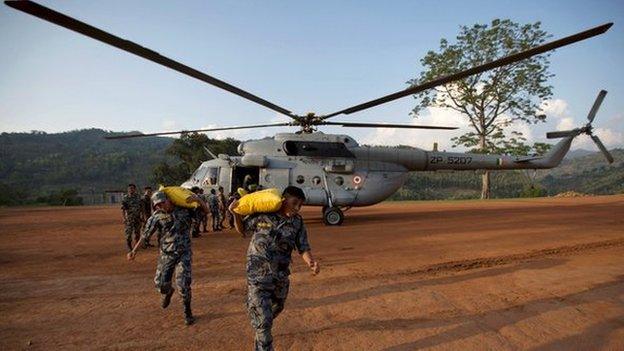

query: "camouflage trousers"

left=210, top=210, right=220, bottom=231
left=246, top=278, right=290, bottom=351
left=154, top=250, right=192, bottom=303
left=124, top=218, right=142, bottom=251
left=200, top=212, right=208, bottom=231
left=191, top=218, right=201, bottom=237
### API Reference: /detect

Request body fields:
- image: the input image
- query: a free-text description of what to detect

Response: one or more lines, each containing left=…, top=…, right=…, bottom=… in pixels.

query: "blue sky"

left=1, top=0, right=623, bottom=150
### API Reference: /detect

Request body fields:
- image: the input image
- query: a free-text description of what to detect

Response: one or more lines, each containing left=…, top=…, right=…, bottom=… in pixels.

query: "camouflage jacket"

left=141, top=194, right=153, bottom=216
left=121, top=193, right=143, bottom=221
left=142, top=207, right=193, bottom=254
left=244, top=213, right=311, bottom=283
left=207, top=194, right=219, bottom=211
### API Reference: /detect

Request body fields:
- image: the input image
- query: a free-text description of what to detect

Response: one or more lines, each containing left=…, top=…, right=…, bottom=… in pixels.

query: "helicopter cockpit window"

left=283, top=141, right=355, bottom=158
left=191, top=165, right=209, bottom=183
left=205, top=167, right=219, bottom=185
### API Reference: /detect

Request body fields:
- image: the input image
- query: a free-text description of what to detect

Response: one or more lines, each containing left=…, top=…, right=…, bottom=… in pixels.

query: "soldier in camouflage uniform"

left=208, top=189, right=220, bottom=231
left=121, top=183, right=143, bottom=252
left=141, top=186, right=154, bottom=247
left=190, top=187, right=204, bottom=238
left=230, top=186, right=320, bottom=351
left=127, top=190, right=209, bottom=326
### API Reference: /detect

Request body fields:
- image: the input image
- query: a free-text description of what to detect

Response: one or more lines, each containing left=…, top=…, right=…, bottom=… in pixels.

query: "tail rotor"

left=546, top=90, right=614, bottom=163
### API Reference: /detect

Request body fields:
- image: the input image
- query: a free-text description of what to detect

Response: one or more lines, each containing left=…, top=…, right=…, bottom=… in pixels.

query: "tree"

left=409, top=19, right=554, bottom=199
left=151, top=132, right=240, bottom=186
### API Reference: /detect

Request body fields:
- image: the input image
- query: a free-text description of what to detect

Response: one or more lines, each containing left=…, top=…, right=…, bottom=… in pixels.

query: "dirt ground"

left=0, top=196, right=623, bottom=350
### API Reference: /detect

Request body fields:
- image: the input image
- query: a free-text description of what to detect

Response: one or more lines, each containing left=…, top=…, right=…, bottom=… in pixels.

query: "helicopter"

left=6, top=1, right=615, bottom=225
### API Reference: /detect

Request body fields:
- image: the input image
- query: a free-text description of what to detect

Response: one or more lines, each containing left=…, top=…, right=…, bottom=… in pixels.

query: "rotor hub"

left=295, top=112, right=324, bottom=133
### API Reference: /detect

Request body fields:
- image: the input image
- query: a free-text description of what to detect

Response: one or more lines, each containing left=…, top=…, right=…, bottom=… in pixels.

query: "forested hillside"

left=0, top=129, right=173, bottom=204
left=0, top=129, right=621, bottom=205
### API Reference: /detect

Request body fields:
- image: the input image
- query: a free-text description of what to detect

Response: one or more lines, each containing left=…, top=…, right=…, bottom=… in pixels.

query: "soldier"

left=230, top=186, right=320, bottom=351
left=225, top=191, right=238, bottom=229
left=208, top=189, right=220, bottom=232
left=127, top=190, right=208, bottom=326
left=217, top=186, right=227, bottom=230
left=199, top=188, right=209, bottom=233
left=121, top=183, right=143, bottom=252
left=190, top=187, right=203, bottom=238
left=141, top=186, right=154, bottom=246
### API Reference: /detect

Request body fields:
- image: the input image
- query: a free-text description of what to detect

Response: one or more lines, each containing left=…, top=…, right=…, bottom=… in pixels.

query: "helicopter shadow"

left=291, top=258, right=566, bottom=309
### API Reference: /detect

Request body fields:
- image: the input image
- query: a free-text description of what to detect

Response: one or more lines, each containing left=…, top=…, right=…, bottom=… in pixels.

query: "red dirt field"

left=1, top=195, right=623, bottom=350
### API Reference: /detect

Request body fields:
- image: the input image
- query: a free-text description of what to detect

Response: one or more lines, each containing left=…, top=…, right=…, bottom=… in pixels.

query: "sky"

left=1, top=0, right=623, bottom=151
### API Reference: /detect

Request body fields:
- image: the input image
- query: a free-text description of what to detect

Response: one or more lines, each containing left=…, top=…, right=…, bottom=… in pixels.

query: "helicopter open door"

left=231, top=166, right=260, bottom=193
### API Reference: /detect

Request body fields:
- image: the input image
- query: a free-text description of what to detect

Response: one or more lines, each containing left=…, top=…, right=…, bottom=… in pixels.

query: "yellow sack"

left=159, top=185, right=199, bottom=209
left=233, top=188, right=282, bottom=215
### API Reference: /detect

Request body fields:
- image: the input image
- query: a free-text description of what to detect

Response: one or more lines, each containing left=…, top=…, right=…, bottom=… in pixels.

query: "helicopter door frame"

left=218, top=167, right=231, bottom=194
left=230, top=165, right=261, bottom=192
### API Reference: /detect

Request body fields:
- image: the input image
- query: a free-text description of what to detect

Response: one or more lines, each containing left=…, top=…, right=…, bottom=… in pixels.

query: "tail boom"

left=421, top=137, right=574, bottom=171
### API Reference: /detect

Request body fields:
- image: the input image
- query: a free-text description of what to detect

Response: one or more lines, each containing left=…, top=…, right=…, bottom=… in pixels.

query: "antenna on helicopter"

left=203, top=147, right=217, bottom=160
left=5, top=0, right=613, bottom=139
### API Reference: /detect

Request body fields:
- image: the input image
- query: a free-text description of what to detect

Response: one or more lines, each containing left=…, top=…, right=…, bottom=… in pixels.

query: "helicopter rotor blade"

left=104, top=122, right=292, bottom=139
left=546, top=130, right=579, bottom=139
left=322, top=22, right=613, bottom=119
left=321, top=121, right=458, bottom=130
left=591, top=135, right=615, bottom=164
left=5, top=0, right=297, bottom=119
left=587, top=90, right=607, bottom=123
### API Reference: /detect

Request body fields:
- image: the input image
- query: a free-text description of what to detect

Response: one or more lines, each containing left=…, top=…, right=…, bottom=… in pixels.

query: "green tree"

left=151, top=132, right=240, bottom=186
left=409, top=19, right=554, bottom=199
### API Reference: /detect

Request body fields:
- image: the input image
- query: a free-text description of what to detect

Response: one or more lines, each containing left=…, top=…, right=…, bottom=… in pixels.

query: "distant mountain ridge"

left=0, top=129, right=621, bottom=204
left=565, top=148, right=595, bottom=159
left=0, top=129, right=173, bottom=199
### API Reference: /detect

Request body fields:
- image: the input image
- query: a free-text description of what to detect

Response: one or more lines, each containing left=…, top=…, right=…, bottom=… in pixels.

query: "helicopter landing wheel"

left=323, top=206, right=344, bottom=226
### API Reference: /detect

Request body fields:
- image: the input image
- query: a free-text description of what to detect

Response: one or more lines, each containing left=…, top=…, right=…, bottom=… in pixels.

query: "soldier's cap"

left=151, top=191, right=168, bottom=206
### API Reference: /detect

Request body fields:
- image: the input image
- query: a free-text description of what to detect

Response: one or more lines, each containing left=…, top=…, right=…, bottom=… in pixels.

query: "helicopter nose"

left=237, top=142, right=246, bottom=155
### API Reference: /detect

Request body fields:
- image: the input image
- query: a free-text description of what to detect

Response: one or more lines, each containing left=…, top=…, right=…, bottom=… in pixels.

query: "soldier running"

left=121, top=183, right=143, bottom=252
left=141, top=186, right=154, bottom=246
left=230, top=186, right=320, bottom=351
left=127, top=190, right=208, bottom=325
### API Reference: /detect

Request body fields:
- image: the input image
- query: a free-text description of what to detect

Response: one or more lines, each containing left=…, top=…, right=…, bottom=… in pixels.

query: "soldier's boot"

left=183, top=301, right=195, bottom=325
left=161, top=288, right=174, bottom=309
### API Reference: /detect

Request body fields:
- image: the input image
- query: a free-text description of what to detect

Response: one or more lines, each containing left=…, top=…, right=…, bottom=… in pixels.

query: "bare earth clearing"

left=1, top=196, right=623, bottom=350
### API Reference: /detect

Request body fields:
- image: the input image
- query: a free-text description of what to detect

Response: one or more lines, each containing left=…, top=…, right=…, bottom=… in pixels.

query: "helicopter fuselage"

left=182, top=131, right=574, bottom=208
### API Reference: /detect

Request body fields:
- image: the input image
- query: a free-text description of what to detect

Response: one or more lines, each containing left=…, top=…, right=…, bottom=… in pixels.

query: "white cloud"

left=162, top=119, right=177, bottom=131
left=510, top=119, right=534, bottom=144
left=595, top=128, right=624, bottom=146
left=540, top=98, right=577, bottom=132
left=361, top=106, right=469, bottom=150
left=540, top=99, right=569, bottom=118
left=556, top=117, right=575, bottom=131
